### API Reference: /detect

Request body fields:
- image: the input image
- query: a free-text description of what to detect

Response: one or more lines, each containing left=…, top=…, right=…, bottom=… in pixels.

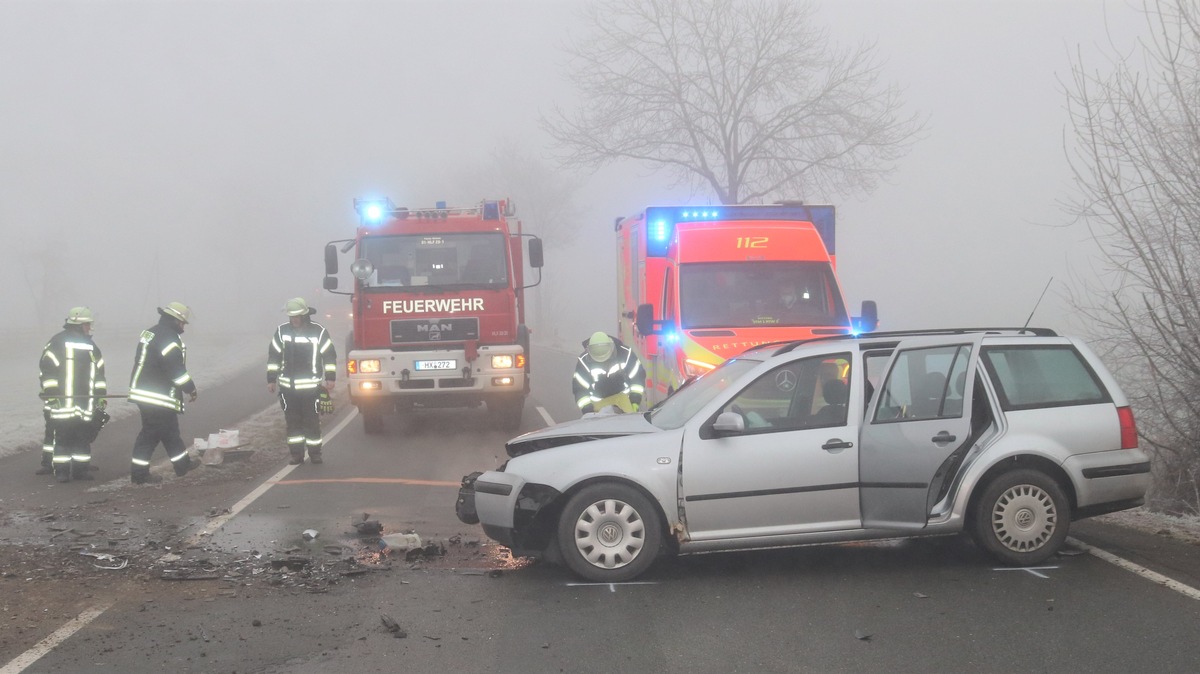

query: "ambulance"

left=616, top=203, right=876, bottom=404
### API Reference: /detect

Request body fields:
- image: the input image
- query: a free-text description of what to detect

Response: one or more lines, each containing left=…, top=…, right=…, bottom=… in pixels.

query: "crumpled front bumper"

left=454, top=470, right=561, bottom=555
left=456, top=472, right=483, bottom=525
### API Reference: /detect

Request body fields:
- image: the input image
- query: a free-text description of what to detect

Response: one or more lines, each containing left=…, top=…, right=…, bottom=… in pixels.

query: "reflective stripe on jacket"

left=267, top=320, right=337, bottom=390
left=571, top=340, right=645, bottom=410
left=40, top=327, right=107, bottom=421
left=129, top=316, right=195, bottom=412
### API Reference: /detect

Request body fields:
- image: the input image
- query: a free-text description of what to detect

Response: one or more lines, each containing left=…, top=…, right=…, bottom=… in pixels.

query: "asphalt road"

left=3, top=345, right=1200, bottom=674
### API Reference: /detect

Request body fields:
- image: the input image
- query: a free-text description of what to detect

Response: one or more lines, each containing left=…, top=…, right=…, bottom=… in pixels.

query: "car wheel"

left=557, top=483, right=662, bottom=582
left=972, top=469, right=1069, bottom=566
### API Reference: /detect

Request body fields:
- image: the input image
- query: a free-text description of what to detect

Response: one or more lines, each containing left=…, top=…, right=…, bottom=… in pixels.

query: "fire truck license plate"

left=415, top=360, right=456, bottom=371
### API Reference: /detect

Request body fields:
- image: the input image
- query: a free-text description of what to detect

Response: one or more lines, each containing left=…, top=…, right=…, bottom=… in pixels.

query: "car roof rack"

left=769, top=327, right=1058, bottom=355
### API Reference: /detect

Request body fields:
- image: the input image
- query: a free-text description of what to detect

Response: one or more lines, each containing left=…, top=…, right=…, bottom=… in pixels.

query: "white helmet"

left=160, top=302, right=191, bottom=324
left=284, top=297, right=314, bottom=316
left=587, top=331, right=615, bottom=362
left=65, top=306, right=94, bottom=325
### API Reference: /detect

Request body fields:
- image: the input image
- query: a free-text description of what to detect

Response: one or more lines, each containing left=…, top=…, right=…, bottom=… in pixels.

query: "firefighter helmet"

left=160, top=302, right=191, bottom=324
left=285, top=297, right=315, bottom=316
left=65, top=306, right=94, bottom=325
left=587, top=332, right=615, bottom=362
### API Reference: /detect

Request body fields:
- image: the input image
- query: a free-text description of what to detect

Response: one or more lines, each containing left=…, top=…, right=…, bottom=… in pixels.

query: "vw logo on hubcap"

left=1015, top=508, right=1035, bottom=530
left=598, top=522, right=622, bottom=546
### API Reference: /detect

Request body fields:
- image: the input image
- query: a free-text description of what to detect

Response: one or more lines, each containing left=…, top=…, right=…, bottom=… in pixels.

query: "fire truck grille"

left=390, top=317, right=480, bottom=344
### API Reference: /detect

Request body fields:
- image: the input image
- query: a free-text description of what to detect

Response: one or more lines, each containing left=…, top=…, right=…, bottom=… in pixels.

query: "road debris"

left=379, top=532, right=421, bottom=554
left=302, top=529, right=320, bottom=541
left=352, top=519, right=383, bottom=536
left=380, top=613, right=407, bottom=638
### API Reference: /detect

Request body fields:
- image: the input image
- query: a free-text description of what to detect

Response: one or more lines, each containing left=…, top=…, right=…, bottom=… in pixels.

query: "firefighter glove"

left=318, top=389, right=334, bottom=415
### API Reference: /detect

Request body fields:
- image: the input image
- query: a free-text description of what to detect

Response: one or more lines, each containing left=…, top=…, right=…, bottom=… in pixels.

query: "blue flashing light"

left=354, top=197, right=395, bottom=226
left=641, top=203, right=833, bottom=257
left=650, top=219, right=668, bottom=242
left=482, top=201, right=501, bottom=220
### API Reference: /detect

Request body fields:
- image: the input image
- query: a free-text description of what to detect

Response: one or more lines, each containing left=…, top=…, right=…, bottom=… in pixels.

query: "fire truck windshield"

left=359, top=233, right=508, bottom=289
left=679, top=261, right=849, bottom=329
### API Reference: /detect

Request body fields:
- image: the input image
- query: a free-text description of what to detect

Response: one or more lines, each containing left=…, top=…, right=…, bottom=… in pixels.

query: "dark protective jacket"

left=129, top=315, right=196, bottom=412
left=267, top=318, right=337, bottom=391
left=572, top=335, right=646, bottom=411
left=40, top=325, right=107, bottom=421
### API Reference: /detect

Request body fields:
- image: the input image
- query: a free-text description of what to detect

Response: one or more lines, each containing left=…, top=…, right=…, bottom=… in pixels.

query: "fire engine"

left=323, top=198, right=543, bottom=432
left=616, top=203, right=877, bottom=404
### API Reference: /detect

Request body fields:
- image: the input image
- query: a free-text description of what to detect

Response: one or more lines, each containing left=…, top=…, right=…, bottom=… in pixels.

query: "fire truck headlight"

left=359, top=359, right=382, bottom=374
left=491, top=376, right=515, bottom=387
left=491, top=355, right=515, bottom=369
left=360, top=381, right=382, bottom=391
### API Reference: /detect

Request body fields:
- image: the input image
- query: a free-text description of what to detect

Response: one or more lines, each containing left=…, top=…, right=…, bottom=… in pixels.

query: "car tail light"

left=1117, top=406, right=1138, bottom=449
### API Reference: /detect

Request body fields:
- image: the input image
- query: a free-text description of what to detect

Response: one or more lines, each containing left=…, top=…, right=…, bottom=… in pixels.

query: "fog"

left=0, top=0, right=1147, bottom=348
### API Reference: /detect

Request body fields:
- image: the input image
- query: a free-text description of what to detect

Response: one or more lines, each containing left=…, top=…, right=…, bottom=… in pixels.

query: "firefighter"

left=572, top=331, right=645, bottom=415
left=267, top=298, right=337, bottom=465
left=39, top=307, right=107, bottom=482
left=128, top=302, right=199, bottom=484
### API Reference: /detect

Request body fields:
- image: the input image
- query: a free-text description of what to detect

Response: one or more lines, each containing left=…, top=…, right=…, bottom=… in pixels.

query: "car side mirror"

left=711, top=411, right=745, bottom=435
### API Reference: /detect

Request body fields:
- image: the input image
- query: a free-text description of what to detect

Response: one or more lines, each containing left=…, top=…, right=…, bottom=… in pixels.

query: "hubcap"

left=991, top=483, right=1057, bottom=553
left=573, top=498, right=645, bottom=570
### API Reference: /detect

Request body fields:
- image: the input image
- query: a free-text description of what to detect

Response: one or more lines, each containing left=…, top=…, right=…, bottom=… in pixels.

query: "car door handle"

left=931, top=431, right=956, bottom=445
left=822, top=439, right=854, bottom=451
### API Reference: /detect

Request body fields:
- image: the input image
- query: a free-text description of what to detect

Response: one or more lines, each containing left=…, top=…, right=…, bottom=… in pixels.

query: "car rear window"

left=981, top=345, right=1110, bottom=410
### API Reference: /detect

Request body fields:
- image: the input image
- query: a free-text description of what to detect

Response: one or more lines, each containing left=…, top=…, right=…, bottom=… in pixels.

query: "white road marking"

left=566, top=581, right=660, bottom=593
left=0, top=602, right=113, bottom=674
left=180, top=406, right=359, bottom=546
left=993, top=566, right=1058, bottom=579
left=1067, top=537, right=1200, bottom=601
left=536, top=405, right=555, bottom=427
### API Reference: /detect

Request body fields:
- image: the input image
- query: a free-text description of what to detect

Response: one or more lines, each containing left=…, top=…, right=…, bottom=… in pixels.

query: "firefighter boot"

left=131, top=472, right=163, bottom=485
left=309, top=451, right=323, bottom=465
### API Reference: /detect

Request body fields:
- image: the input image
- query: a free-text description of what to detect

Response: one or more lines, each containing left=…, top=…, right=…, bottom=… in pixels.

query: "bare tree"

left=543, top=0, right=923, bottom=205
left=1064, top=0, right=1200, bottom=514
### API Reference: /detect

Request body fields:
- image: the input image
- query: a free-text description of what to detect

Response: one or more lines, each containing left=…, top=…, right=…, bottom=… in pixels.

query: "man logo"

left=417, top=323, right=454, bottom=333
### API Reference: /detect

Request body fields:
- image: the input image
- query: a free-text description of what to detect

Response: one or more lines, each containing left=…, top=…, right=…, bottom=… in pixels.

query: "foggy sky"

left=0, top=0, right=1148, bottom=345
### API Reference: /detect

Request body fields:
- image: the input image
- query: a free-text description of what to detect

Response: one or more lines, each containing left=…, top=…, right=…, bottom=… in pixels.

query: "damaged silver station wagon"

left=456, top=328, right=1151, bottom=582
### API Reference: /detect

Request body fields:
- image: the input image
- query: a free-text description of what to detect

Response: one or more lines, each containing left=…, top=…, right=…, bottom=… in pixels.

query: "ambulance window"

left=663, top=268, right=676, bottom=322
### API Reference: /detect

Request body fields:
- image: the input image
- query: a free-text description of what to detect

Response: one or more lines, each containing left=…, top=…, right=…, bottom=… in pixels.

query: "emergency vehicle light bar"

left=354, top=197, right=511, bottom=225
left=642, top=204, right=836, bottom=257
left=354, top=197, right=395, bottom=226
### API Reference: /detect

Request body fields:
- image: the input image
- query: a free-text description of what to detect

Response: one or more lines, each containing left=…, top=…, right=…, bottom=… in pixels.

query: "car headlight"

left=491, top=355, right=515, bottom=369
left=358, top=359, right=382, bottom=374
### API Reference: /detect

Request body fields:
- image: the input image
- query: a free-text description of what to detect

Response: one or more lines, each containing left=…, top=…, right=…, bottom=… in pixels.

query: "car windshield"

left=359, top=233, right=508, bottom=288
left=648, top=357, right=762, bottom=430
left=679, top=261, right=848, bottom=329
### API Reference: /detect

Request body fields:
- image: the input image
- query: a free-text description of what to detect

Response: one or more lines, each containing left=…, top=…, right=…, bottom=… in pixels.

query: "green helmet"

left=284, top=297, right=314, bottom=316
left=160, top=302, right=191, bottom=324
left=587, top=331, right=614, bottom=362
left=65, top=306, right=95, bottom=325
